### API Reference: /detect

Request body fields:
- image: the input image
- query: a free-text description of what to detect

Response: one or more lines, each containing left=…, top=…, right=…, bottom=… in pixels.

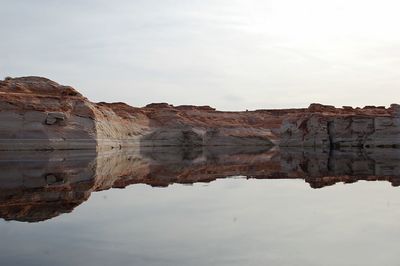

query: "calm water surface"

left=1, top=148, right=400, bottom=266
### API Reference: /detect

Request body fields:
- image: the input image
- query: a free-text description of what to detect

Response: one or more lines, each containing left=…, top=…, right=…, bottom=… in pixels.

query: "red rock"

left=145, top=103, right=173, bottom=108
left=0, top=76, right=399, bottom=150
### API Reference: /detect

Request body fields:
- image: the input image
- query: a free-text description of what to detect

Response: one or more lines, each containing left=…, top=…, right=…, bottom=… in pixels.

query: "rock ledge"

left=0, top=76, right=398, bottom=150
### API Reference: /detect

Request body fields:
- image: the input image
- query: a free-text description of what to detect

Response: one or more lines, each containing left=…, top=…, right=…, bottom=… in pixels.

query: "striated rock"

left=280, top=114, right=330, bottom=148
left=390, top=104, right=400, bottom=117
left=281, top=112, right=400, bottom=148
left=45, top=112, right=66, bottom=125
left=0, top=76, right=97, bottom=150
left=0, top=76, right=399, bottom=150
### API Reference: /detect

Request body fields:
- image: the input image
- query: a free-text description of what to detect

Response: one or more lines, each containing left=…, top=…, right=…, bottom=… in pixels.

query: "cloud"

left=1, top=0, right=400, bottom=110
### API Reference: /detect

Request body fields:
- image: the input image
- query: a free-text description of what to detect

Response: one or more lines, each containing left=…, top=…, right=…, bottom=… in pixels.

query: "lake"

left=0, top=147, right=400, bottom=266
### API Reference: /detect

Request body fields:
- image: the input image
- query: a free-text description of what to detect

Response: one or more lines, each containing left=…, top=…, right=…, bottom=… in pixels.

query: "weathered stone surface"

left=45, top=112, right=66, bottom=125
left=281, top=112, right=400, bottom=148
left=0, top=76, right=399, bottom=150
left=280, top=114, right=330, bottom=147
left=0, top=77, right=97, bottom=150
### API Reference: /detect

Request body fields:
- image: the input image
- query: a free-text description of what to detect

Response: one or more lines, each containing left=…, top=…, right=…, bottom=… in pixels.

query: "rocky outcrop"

left=0, top=76, right=399, bottom=150
left=0, top=77, right=97, bottom=150
left=280, top=104, right=400, bottom=148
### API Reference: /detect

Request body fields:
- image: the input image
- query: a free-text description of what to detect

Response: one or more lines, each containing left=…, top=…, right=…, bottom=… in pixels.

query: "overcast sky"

left=1, top=0, right=400, bottom=110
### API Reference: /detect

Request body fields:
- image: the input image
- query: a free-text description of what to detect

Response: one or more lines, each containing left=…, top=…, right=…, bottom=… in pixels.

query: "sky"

left=1, top=0, right=400, bottom=110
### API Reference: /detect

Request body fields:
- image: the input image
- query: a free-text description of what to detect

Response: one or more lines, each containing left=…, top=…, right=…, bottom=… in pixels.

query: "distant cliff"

left=0, top=76, right=399, bottom=150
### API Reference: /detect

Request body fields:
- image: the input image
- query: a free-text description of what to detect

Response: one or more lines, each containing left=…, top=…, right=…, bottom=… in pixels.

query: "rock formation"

left=1, top=76, right=399, bottom=150
left=280, top=103, right=400, bottom=148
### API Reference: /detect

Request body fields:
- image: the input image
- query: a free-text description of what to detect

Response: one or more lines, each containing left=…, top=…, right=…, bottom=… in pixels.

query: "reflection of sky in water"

left=1, top=179, right=400, bottom=266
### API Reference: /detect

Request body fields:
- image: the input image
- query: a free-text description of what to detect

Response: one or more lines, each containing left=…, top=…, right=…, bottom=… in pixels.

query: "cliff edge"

left=0, top=76, right=398, bottom=150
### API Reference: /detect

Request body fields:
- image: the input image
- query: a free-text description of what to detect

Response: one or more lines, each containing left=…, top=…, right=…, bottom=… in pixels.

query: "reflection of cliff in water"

left=1, top=147, right=400, bottom=223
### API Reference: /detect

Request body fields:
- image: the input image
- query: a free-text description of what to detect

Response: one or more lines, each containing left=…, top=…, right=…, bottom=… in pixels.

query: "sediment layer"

left=0, top=76, right=399, bottom=150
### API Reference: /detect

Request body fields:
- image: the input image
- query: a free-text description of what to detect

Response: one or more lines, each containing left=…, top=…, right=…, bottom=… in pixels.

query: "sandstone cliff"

left=0, top=76, right=398, bottom=150
left=280, top=103, right=400, bottom=148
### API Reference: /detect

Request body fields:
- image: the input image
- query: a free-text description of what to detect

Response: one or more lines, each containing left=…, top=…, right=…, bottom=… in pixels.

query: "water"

left=1, top=147, right=400, bottom=266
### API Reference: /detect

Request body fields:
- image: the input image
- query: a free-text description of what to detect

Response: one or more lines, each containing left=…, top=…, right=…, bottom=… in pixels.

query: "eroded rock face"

left=280, top=104, right=400, bottom=148
left=0, top=77, right=97, bottom=150
left=0, top=77, right=399, bottom=150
